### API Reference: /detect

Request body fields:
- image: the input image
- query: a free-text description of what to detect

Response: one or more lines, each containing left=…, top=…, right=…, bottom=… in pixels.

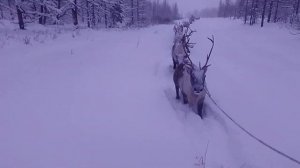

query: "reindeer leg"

left=175, top=86, right=180, bottom=99
left=181, top=91, right=188, bottom=104
left=172, top=58, right=177, bottom=69
left=197, top=101, right=204, bottom=119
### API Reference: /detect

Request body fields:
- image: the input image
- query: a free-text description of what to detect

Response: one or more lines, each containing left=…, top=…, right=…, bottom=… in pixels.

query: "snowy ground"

left=1, top=18, right=300, bottom=168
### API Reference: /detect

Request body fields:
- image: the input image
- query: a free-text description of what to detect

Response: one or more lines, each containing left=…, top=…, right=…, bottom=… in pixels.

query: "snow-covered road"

left=1, top=18, right=300, bottom=168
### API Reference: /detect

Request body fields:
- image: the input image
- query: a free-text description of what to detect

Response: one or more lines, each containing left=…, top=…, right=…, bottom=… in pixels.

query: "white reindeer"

left=172, top=24, right=195, bottom=69
left=173, top=36, right=214, bottom=118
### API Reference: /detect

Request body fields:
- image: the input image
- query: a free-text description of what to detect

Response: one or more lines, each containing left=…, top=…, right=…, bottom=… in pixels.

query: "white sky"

left=166, top=0, right=220, bottom=15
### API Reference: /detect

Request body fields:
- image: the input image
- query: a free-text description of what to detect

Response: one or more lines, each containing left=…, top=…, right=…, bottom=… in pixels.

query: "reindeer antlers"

left=182, top=27, right=196, bottom=56
left=184, top=27, right=196, bottom=46
left=181, top=27, right=196, bottom=68
left=176, top=23, right=215, bottom=71
left=202, top=35, right=215, bottom=70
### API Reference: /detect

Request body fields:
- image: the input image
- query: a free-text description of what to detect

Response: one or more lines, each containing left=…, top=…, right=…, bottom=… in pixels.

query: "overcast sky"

left=166, top=0, right=220, bottom=15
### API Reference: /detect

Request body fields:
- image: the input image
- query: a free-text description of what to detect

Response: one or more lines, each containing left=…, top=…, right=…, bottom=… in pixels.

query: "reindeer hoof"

left=176, top=96, right=180, bottom=100
left=198, top=110, right=204, bottom=119
left=199, top=113, right=203, bottom=119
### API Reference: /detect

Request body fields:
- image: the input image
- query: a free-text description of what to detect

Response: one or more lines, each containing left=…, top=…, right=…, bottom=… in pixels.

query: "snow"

left=1, top=18, right=300, bottom=168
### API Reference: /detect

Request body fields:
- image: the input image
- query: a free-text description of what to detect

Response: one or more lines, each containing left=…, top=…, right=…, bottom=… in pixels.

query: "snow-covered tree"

left=109, top=0, right=124, bottom=27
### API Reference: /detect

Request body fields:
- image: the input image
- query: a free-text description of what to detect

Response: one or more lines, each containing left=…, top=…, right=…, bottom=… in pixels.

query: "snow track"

left=1, top=19, right=300, bottom=168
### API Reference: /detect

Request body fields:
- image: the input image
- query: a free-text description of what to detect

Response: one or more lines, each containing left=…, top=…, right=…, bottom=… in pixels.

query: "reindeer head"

left=186, top=36, right=214, bottom=95
left=174, top=24, right=183, bottom=35
left=173, top=24, right=185, bottom=43
left=189, top=67, right=206, bottom=94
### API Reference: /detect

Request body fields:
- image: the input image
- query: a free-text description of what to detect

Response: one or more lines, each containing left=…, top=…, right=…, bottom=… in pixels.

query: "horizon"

left=165, top=0, right=220, bottom=15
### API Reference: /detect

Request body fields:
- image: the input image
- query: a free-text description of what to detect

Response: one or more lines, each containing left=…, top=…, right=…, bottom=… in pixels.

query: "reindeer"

left=173, top=23, right=184, bottom=43
left=173, top=36, right=214, bottom=118
left=171, top=37, right=185, bottom=69
left=171, top=25, right=195, bottom=69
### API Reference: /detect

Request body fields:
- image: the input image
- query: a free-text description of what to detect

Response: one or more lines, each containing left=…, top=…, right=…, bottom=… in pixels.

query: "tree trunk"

left=234, top=7, right=238, bottom=19
left=56, top=0, right=61, bottom=22
left=92, top=4, right=95, bottom=27
left=273, top=0, right=279, bottom=22
left=97, top=7, right=100, bottom=24
left=7, top=0, right=14, bottom=19
left=43, top=6, right=47, bottom=24
left=250, top=0, right=255, bottom=25
left=131, top=0, right=134, bottom=25
left=16, top=5, right=25, bottom=30
left=39, top=5, right=44, bottom=24
left=72, top=0, right=78, bottom=26
left=32, top=2, right=38, bottom=18
left=104, top=3, right=108, bottom=28
left=267, top=1, right=273, bottom=22
left=81, top=7, right=85, bottom=23
left=137, top=0, right=139, bottom=26
left=244, top=0, right=249, bottom=24
left=296, top=0, right=300, bottom=15
left=261, top=0, right=267, bottom=27
left=86, top=0, right=90, bottom=28
left=253, top=0, right=259, bottom=24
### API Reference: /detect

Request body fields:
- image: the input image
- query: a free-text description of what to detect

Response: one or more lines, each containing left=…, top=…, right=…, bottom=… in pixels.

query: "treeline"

left=187, top=8, right=218, bottom=18
left=218, top=0, right=300, bottom=29
left=0, top=0, right=180, bottom=30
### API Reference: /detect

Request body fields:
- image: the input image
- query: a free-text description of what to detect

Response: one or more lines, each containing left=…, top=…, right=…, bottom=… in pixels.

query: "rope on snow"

left=204, top=87, right=300, bottom=166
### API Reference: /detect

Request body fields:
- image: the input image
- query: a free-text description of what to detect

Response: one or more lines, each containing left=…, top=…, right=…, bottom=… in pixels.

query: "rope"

left=204, top=87, right=300, bottom=166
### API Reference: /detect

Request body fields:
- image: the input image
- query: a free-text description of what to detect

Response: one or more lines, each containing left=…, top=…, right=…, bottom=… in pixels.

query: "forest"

left=0, top=0, right=181, bottom=29
left=218, top=0, right=300, bottom=29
